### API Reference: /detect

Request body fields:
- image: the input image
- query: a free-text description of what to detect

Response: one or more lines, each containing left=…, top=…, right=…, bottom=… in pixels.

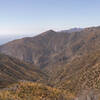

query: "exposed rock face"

left=0, top=27, right=100, bottom=68
left=75, top=90, right=100, bottom=100
left=0, top=30, right=71, bottom=67
left=1, top=27, right=100, bottom=99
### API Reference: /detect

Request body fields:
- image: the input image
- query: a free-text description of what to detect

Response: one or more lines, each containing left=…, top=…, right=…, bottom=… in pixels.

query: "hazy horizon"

left=0, top=27, right=83, bottom=45
left=0, top=0, right=100, bottom=36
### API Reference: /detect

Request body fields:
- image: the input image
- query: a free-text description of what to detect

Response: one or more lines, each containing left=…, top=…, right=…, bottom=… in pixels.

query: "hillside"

left=1, top=81, right=100, bottom=100
left=46, top=50, right=100, bottom=94
left=0, top=26, right=100, bottom=99
left=0, top=81, right=75, bottom=100
left=0, top=53, right=47, bottom=88
left=0, top=27, right=100, bottom=69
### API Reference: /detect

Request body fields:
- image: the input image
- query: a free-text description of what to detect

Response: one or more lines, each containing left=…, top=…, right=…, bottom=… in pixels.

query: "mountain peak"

left=42, top=30, right=56, bottom=35
left=45, top=29, right=55, bottom=33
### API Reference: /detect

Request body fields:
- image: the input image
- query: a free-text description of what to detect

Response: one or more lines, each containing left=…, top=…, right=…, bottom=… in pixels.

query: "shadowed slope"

left=0, top=53, right=47, bottom=88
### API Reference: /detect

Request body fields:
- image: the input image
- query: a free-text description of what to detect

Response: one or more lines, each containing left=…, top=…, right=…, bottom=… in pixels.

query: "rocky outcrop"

left=0, top=27, right=100, bottom=69
left=75, top=90, right=100, bottom=100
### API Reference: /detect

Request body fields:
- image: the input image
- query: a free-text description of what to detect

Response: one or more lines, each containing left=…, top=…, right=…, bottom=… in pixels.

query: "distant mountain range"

left=0, top=26, right=99, bottom=68
left=0, top=28, right=83, bottom=45
left=0, top=33, right=36, bottom=45
left=0, top=26, right=100, bottom=100
left=60, top=28, right=83, bottom=33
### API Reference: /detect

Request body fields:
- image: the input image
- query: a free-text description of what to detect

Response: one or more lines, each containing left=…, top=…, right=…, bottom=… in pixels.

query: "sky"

left=0, top=0, right=100, bottom=36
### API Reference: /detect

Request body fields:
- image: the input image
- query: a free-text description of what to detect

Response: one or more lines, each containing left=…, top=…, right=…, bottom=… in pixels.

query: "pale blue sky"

left=0, top=0, right=100, bottom=35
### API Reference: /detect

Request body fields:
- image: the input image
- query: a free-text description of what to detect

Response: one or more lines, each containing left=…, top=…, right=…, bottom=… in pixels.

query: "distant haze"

left=0, top=28, right=83, bottom=45
left=0, top=0, right=100, bottom=36
left=0, top=33, right=37, bottom=45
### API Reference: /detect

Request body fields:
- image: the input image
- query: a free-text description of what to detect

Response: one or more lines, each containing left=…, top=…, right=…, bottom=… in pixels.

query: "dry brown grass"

left=0, top=81, right=75, bottom=100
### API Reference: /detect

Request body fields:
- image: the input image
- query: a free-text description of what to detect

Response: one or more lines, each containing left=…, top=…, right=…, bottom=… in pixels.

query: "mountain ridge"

left=0, top=26, right=100, bottom=100
left=0, top=26, right=100, bottom=68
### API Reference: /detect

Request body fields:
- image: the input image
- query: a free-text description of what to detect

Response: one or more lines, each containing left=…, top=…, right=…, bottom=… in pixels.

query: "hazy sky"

left=0, top=0, right=100, bottom=36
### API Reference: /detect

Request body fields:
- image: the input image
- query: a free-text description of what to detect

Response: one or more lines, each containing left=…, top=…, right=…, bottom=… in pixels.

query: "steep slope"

left=0, top=53, right=47, bottom=88
left=0, top=27, right=100, bottom=69
left=46, top=50, right=100, bottom=95
left=0, top=27, right=100, bottom=99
